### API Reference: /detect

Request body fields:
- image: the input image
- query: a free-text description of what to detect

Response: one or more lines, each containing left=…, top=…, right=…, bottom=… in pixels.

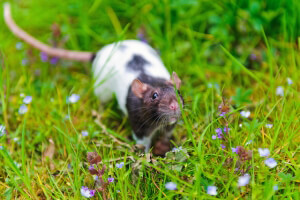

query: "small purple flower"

left=264, top=158, right=277, bottom=168
left=67, top=94, right=80, bottom=103
left=219, top=112, right=226, bottom=117
left=238, top=174, right=250, bottom=187
left=0, top=125, right=6, bottom=137
left=82, top=130, right=88, bottom=137
left=221, top=144, right=226, bottom=149
left=107, top=177, right=114, bottom=183
left=250, top=53, right=257, bottom=61
left=16, top=42, right=23, bottom=50
left=88, top=165, right=95, bottom=171
left=207, top=186, right=217, bottom=196
left=116, top=162, right=124, bottom=169
left=0, top=146, right=3, bottom=150
left=273, top=185, right=278, bottom=191
left=81, top=186, right=95, bottom=198
left=212, top=135, right=217, bottom=140
left=50, top=57, right=59, bottom=65
left=165, top=182, right=177, bottom=190
left=137, top=32, right=148, bottom=43
left=258, top=148, right=270, bottom=157
left=94, top=175, right=98, bottom=181
left=21, top=59, right=28, bottom=66
left=23, top=96, right=32, bottom=104
left=40, top=52, right=48, bottom=62
left=18, top=105, right=28, bottom=115
left=89, top=190, right=96, bottom=197
left=215, top=128, right=223, bottom=139
left=223, top=127, right=230, bottom=133
left=232, top=147, right=238, bottom=154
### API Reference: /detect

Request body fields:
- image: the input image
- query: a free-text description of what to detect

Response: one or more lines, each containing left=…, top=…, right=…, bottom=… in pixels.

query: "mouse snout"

left=169, top=100, right=179, bottom=111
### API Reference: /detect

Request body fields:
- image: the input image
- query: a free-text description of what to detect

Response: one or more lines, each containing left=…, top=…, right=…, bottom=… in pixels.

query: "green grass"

left=0, top=0, right=299, bottom=199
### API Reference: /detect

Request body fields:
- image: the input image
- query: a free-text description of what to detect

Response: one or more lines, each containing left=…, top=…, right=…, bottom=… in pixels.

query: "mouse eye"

left=152, top=92, right=158, bottom=100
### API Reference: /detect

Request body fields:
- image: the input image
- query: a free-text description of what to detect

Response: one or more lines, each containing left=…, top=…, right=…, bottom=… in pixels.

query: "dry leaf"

left=43, top=139, right=56, bottom=170
left=43, top=139, right=55, bottom=159
left=87, top=152, right=101, bottom=164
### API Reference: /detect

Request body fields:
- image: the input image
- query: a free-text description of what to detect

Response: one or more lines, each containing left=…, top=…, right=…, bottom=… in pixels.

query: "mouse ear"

left=171, top=72, right=181, bottom=90
left=131, top=79, right=148, bottom=98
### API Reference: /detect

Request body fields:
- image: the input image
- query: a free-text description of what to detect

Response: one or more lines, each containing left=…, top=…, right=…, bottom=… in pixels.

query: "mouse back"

left=92, top=40, right=170, bottom=114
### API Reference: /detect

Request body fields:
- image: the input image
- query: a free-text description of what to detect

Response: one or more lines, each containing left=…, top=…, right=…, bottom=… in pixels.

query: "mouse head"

left=131, top=72, right=183, bottom=125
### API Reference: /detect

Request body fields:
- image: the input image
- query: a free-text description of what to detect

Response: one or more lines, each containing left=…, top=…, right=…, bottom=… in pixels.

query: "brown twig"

left=151, top=176, right=167, bottom=197
left=93, top=110, right=132, bottom=150
left=102, top=156, right=135, bottom=163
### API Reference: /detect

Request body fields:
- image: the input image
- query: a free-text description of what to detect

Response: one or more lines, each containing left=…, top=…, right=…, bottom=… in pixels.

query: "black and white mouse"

left=4, top=3, right=184, bottom=153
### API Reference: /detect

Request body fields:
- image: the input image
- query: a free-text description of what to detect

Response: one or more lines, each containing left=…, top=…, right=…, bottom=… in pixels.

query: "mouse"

left=4, top=3, right=184, bottom=153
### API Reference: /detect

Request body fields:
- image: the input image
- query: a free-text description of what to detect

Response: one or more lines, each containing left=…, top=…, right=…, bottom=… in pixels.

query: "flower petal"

left=207, top=186, right=217, bottom=196
left=165, top=182, right=177, bottom=190
left=238, top=174, right=250, bottom=187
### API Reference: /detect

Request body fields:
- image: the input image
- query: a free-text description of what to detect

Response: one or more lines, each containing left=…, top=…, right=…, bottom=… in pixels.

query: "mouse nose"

left=169, top=101, right=179, bottom=110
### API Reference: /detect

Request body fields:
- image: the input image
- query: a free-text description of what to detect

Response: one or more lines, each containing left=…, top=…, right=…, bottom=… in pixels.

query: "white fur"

left=92, top=40, right=170, bottom=114
left=132, top=132, right=153, bottom=152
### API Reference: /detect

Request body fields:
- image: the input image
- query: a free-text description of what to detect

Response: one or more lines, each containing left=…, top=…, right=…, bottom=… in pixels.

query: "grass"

left=0, top=0, right=299, bottom=199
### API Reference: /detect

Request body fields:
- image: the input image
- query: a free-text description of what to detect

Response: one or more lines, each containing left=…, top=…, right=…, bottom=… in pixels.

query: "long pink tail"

left=3, top=3, right=94, bottom=62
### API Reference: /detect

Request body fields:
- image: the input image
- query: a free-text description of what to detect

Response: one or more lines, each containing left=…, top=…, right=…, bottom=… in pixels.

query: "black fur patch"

left=90, top=53, right=97, bottom=62
left=127, top=54, right=149, bottom=73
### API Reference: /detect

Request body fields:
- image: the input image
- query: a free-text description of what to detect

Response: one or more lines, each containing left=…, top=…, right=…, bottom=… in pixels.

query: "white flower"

left=239, top=123, right=243, bottom=128
left=23, top=96, right=32, bottom=104
left=165, top=182, right=177, bottom=190
left=207, top=186, right=217, bottom=196
left=287, top=78, right=293, bottom=85
left=245, top=140, right=252, bottom=145
left=172, top=146, right=183, bottom=152
left=20, top=93, right=25, bottom=97
left=116, top=162, right=124, bottom=169
left=265, top=124, right=273, bottom=129
left=68, top=94, right=80, bottom=103
left=238, top=174, right=250, bottom=187
left=0, top=125, right=6, bottom=137
left=80, top=186, right=95, bottom=198
left=240, top=111, right=251, bottom=118
left=81, top=130, right=88, bottom=137
left=16, top=42, right=23, bottom=50
left=264, top=158, right=277, bottom=168
left=258, top=148, right=270, bottom=157
left=18, top=105, right=28, bottom=115
left=276, top=86, right=284, bottom=97
left=14, top=162, right=22, bottom=168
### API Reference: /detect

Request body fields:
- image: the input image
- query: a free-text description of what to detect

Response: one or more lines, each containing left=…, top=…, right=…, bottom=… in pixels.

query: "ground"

left=0, top=0, right=299, bottom=199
